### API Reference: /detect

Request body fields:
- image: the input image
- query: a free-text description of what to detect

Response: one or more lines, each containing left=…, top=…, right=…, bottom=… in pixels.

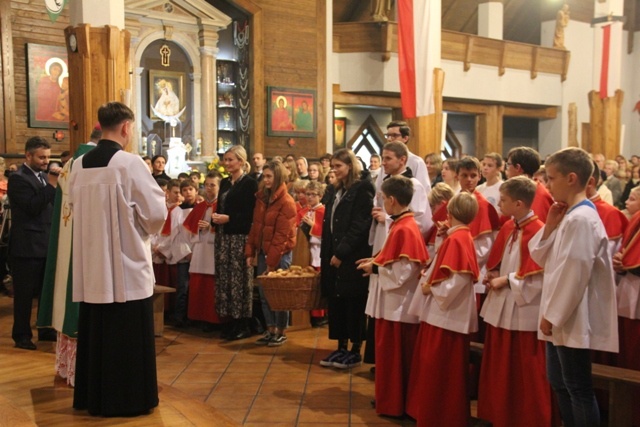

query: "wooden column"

left=406, top=68, right=445, bottom=157
left=199, top=44, right=217, bottom=159
left=588, top=89, right=624, bottom=159
left=65, top=25, right=131, bottom=154
left=0, top=0, right=15, bottom=153
left=475, top=105, right=503, bottom=158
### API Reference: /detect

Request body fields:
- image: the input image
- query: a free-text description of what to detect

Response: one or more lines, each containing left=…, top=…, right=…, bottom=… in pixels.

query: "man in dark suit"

left=8, top=136, right=61, bottom=350
left=250, top=152, right=266, bottom=182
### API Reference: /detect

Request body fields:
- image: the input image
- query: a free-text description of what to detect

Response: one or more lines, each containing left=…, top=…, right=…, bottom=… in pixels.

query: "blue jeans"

left=175, top=262, right=190, bottom=322
left=257, top=251, right=291, bottom=331
left=546, top=342, right=600, bottom=427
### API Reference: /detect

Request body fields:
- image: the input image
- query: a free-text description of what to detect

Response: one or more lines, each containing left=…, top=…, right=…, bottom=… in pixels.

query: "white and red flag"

left=397, top=0, right=441, bottom=119
left=594, top=22, right=622, bottom=99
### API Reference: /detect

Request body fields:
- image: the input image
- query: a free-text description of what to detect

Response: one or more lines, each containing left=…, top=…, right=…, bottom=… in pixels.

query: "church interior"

left=1, top=0, right=639, bottom=425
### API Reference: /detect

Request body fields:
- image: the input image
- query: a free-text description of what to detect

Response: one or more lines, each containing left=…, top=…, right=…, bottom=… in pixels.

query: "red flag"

left=397, top=0, right=440, bottom=118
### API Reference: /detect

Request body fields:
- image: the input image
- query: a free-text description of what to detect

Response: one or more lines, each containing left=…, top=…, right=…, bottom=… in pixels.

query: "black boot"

left=221, top=320, right=235, bottom=340
left=229, top=318, right=251, bottom=341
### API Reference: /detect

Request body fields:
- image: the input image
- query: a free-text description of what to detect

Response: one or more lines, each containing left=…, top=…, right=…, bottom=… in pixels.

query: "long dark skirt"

left=215, top=233, right=253, bottom=319
left=73, top=297, right=158, bottom=417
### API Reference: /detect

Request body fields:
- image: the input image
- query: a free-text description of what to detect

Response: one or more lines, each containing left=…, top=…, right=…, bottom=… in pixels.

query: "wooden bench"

left=470, top=341, right=640, bottom=427
left=153, top=285, right=176, bottom=337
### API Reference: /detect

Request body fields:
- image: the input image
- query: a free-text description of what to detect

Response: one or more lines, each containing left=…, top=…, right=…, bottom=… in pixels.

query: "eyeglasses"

left=384, top=133, right=403, bottom=139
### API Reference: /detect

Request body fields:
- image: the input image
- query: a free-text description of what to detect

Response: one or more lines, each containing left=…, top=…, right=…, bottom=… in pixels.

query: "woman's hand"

left=211, top=213, right=230, bottom=224
left=198, top=220, right=210, bottom=230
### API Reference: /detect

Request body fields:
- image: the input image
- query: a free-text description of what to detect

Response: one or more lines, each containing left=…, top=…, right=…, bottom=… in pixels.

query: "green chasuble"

left=37, top=144, right=94, bottom=337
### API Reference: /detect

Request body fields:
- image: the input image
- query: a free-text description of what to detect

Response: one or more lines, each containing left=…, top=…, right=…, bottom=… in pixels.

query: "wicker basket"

left=257, top=274, right=325, bottom=311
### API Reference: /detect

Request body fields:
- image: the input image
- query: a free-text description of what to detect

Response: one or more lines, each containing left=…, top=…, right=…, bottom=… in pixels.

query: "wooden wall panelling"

left=581, top=122, right=592, bottom=154
left=260, top=0, right=324, bottom=160
left=474, top=104, right=503, bottom=158
left=332, top=84, right=401, bottom=108
left=588, top=91, right=604, bottom=155
left=316, top=0, right=326, bottom=157
left=588, top=89, right=624, bottom=159
left=66, top=25, right=131, bottom=153
left=8, top=0, right=69, bottom=155
left=0, top=0, right=13, bottom=152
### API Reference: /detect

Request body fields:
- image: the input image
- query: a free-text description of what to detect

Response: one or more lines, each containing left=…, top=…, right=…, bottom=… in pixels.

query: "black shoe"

left=228, top=327, right=251, bottom=341
left=15, top=339, right=36, bottom=350
left=311, top=317, right=328, bottom=327
left=202, top=323, right=217, bottom=333
left=173, top=319, right=188, bottom=328
left=38, top=330, right=57, bottom=342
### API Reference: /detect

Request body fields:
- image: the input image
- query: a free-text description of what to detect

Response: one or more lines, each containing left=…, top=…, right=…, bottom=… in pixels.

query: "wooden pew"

left=470, top=341, right=640, bottom=427
left=153, top=285, right=176, bottom=337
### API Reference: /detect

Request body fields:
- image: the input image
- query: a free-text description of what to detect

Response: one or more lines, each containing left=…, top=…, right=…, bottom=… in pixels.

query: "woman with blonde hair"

left=212, top=145, right=258, bottom=340
left=319, top=148, right=375, bottom=369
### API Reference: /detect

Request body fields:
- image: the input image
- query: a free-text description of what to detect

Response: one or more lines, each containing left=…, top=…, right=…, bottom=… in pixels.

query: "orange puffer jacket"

left=245, top=183, right=297, bottom=269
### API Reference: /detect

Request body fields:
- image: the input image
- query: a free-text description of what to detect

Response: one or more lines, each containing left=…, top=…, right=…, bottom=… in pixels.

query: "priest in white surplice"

left=69, top=102, right=167, bottom=417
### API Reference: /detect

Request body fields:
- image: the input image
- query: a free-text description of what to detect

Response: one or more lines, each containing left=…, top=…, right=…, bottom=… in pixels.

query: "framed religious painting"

left=267, top=87, right=316, bottom=137
left=26, top=43, right=69, bottom=129
left=149, top=70, right=186, bottom=120
left=334, top=117, right=346, bottom=149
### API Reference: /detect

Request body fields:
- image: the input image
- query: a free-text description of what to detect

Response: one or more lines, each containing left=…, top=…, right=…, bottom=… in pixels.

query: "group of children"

left=361, top=146, right=623, bottom=427
left=151, top=172, right=222, bottom=328
left=149, top=144, right=637, bottom=426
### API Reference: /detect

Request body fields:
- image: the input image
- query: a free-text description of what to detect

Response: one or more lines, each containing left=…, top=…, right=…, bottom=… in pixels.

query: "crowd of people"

left=4, top=113, right=640, bottom=425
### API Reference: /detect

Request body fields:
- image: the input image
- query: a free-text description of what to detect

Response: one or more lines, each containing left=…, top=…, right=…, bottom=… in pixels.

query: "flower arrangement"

left=206, top=157, right=228, bottom=178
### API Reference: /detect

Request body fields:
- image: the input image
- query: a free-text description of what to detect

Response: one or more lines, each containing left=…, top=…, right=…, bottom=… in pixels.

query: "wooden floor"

left=0, top=294, right=419, bottom=426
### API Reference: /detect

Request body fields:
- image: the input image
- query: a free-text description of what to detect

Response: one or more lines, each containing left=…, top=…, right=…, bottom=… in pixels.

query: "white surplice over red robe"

left=183, top=199, right=221, bottom=323
left=477, top=212, right=554, bottom=427
left=367, top=211, right=429, bottom=417
left=405, top=225, right=479, bottom=427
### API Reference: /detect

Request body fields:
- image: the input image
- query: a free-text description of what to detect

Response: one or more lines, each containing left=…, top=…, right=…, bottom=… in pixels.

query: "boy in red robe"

left=426, top=182, right=455, bottom=260
left=357, top=176, right=429, bottom=417
left=587, top=162, right=628, bottom=258
left=456, top=156, right=500, bottom=343
left=613, top=199, right=640, bottom=425
left=183, top=171, right=221, bottom=329
left=298, top=181, right=327, bottom=324
left=406, top=192, right=480, bottom=427
left=505, top=146, right=554, bottom=223
left=477, top=176, right=554, bottom=427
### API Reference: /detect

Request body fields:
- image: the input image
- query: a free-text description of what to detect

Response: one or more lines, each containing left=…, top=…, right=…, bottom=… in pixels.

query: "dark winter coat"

left=320, top=171, right=375, bottom=298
